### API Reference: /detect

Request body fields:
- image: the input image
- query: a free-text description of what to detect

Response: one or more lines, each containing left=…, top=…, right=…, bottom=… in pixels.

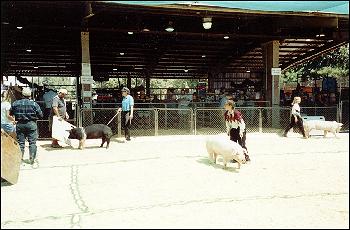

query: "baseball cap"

left=59, top=89, right=68, bottom=94
left=22, top=87, right=32, bottom=97
left=121, top=87, right=130, bottom=94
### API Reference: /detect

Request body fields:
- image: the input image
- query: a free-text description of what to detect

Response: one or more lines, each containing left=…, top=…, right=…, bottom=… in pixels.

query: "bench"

left=301, top=116, right=325, bottom=121
left=302, top=116, right=326, bottom=136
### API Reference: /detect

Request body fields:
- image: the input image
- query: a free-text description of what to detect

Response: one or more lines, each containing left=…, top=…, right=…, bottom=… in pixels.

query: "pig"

left=303, top=120, right=343, bottom=138
left=68, top=124, right=113, bottom=149
left=206, top=136, right=247, bottom=169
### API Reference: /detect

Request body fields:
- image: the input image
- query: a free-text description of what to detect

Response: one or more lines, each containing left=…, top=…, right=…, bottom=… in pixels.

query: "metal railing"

left=34, top=102, right=348, bottom=139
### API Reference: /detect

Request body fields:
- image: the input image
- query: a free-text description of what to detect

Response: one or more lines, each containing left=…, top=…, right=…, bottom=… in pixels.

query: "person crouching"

left=224, top=100, right=250, bottom=161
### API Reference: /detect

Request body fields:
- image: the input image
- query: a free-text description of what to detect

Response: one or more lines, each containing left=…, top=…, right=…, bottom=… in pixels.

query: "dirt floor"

left=1, top=132, right=349, bottom=229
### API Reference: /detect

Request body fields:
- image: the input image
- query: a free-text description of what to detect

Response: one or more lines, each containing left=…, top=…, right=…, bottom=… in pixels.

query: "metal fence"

left=340, top=100, right=349, bottom=131
left=34, top=103, right=347, bottom=139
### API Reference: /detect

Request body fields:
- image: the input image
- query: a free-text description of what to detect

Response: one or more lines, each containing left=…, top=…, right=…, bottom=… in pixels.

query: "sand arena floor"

left=1, top=132, right=349, bottom=228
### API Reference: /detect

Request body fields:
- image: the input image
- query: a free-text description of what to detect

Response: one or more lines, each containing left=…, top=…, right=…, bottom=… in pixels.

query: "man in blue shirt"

left=118, top=87, right=134, bottom=141
left=10, top=87, right=43, bottom=167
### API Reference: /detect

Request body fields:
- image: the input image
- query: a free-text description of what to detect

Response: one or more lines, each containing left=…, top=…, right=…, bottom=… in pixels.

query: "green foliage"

left=150, top=79, right=199, bottom=89
left=282, top=43, right=349, bottom=83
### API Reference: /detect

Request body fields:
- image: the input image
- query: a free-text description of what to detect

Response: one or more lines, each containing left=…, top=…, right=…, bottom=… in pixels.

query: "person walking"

left=1, top=90, right=16, bottom=139
left=118, top=87, right=134, bottom=141
left=10, top=87, right=43, bottom=167
left=283, top=96, right=307, bottom=138
left=50, top=88, right=69, bottom=148
left=224, top=100, right=250, bottom=161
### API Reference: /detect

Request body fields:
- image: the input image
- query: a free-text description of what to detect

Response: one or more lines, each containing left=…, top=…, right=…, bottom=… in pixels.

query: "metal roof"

left=109, top=1, right=349, bottom=14
left=1, top=1, right=349, bottom=80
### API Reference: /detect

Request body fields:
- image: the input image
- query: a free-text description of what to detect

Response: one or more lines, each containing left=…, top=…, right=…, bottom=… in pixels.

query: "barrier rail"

left=34, top=104, right=346, bottom=139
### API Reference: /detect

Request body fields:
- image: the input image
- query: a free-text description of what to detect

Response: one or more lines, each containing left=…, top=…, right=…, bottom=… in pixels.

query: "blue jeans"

left=16, top=121, right=38, bottom=159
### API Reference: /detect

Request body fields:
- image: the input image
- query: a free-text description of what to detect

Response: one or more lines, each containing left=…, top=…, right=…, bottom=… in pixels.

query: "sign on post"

left=81, top=76, right=94, bottom=84
left=271, top=67, right=281, bottom=75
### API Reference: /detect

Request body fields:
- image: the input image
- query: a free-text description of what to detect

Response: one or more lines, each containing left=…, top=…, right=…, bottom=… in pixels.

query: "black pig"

left=68, top=124, right=113, bottom=149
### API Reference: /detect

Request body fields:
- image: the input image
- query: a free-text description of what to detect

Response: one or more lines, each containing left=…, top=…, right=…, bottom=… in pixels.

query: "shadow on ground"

left=39, top=144, right=75, bottom=151
left=196, top=157, right=240, bottom=173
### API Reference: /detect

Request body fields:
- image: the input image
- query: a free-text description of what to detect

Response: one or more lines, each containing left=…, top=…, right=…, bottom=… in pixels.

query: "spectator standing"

left=10, top=87, right=43, bottom=167
left=1, top=90, right=16, bottom=138
left=42, top=88, right=57, bottom=119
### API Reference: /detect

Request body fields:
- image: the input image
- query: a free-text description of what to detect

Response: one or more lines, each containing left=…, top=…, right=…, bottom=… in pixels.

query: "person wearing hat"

left=10, top=87, right=43, bottom=167
left=117, top=87, right=134, bottom=141
left=224, top=100, right=250, bottom=162
left=50, top=88, right=69, bottom=148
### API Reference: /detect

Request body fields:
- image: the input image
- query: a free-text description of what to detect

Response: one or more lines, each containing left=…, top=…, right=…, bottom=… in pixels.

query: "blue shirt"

left=122, top=95, right=134, bottom=111
left=11, top=99, right=43, bottom=122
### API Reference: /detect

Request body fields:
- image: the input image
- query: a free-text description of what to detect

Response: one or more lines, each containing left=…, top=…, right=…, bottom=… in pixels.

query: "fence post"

left=194, top=109, right=197, bottom=135
left=259, top=108, right=262, bottom=133
left=190, top=109, right=194, bottom=135
left=164, top=104, right=168, bottom=129
left=117, top=112, right=122, bottom=138
left=339, top=101, right=343, bottom=123
left=76, top=104, right=80, bottom=127
left=154, top=109, right=158, bottom=136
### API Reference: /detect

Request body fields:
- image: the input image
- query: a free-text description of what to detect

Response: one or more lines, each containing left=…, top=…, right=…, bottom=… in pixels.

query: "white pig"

left=206, top=135, right=247, bottom=169
left=303, top=120, right=343, bottom=138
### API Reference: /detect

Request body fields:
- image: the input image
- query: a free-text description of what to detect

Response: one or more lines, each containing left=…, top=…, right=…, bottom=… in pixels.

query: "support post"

left=262, top=40, right=280, bottom=128
left=81, top=31, right=93, bottom=126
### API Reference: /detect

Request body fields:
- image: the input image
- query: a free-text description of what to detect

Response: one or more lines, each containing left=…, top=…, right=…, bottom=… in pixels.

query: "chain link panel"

left=157, top=108, right=193, bottom=135
left=36, top=106, right=344, bottom=139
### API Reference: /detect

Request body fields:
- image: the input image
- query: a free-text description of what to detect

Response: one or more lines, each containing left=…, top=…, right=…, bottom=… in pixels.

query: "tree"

left=281, top=43, right=349, bottom=84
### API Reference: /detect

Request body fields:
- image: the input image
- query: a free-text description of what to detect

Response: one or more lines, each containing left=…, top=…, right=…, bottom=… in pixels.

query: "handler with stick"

left=117, top=87, right=134, bottom=141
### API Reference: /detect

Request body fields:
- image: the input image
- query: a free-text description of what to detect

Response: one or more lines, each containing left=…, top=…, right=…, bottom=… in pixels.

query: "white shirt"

left=291, top=103, right=301, bottom=117
left=225, top=110, right=246, bottom=135
left=1, top=101, right=12, bottom=124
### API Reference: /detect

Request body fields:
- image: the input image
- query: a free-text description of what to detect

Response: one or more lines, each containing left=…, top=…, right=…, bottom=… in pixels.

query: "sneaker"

left=32, top=159, right=39, bottom=169
left=51, top=144, right=63, bottom=148
left=22, top=159, right=31, bottom=164
left=126, top=137, right=131, bottom=141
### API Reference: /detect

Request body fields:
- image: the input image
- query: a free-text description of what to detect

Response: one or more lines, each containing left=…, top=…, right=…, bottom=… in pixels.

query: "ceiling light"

left=201, top=55, right=206, bottom=58
left=16, top=26, right=23, bottom=29
left=202, top=17, right=212, bottom=29
left=120, top=52, right=125, bottom=55
left=33, top=66, right=38, bottom=69
left=26, top=49, right=32, bottom=52
left=306, top=39, right=311, bottom=41
left=128, top=31, right=133, bottom=35
left=224, top=35, right=229, bottom=39
left=316, top=34, right=325, bottom=38
left=165, top=21, right=174, bottom=32
left=2, top=22, right=9, bottom=25
left=184, top=69, right=188, bottom=73
left=142, top=28, right=150, bottom=32
left=165, top=27, right=174, bottom=32
left=246, top=70, right=250, bottom=73
left=113, top=68, right=118, bottom=71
